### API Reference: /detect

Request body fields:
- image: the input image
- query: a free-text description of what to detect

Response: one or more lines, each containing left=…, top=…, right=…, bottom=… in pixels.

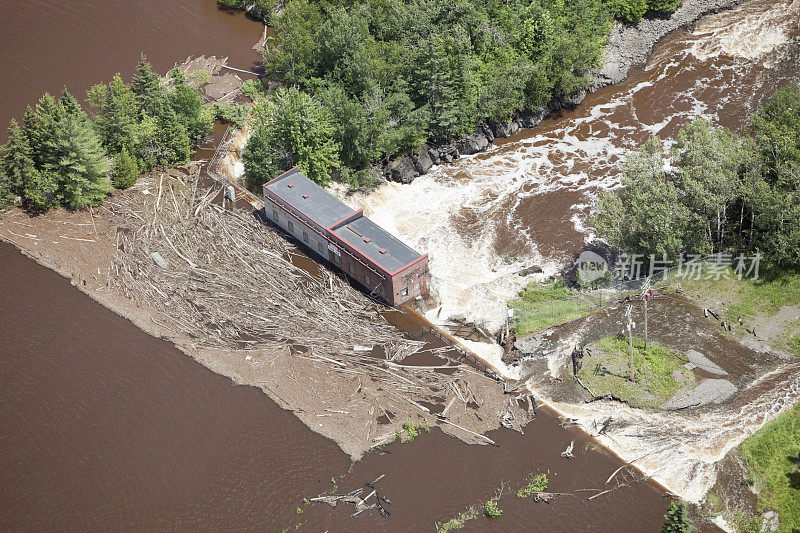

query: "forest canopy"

left=592, top=84, right=800, bottom=267
left=245, top=0, right=616, bottom=188
left=0, top=55, right=246, bottom=212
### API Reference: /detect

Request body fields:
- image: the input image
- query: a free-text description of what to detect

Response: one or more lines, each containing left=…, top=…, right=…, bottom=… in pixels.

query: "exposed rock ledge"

left=377, top=0, right=747, bottom=185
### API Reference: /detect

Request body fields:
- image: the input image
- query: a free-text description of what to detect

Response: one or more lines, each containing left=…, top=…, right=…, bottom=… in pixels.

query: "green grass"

left=518, top=280, right=573, bottom=303
left=740, top=401, right=800, bottom=533
left=679, top=265, right=800, bottom=321
left=510, top=279, right=605, bottom=335
left=576, top=336, right=692, bottom=408
left=516, top=473, right=548, bottom=498
left=788, top=335, right=800, bottom=357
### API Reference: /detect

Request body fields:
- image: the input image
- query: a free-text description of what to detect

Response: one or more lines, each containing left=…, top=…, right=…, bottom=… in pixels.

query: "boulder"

left=761, top=511, right=779, bottom=533
left=515, top=336, right=542, bottom=355
left=456, top=130, right=490, bottom=155
left=386, top=155, right=419, bottom=184
left=491, top=120, right=520, bottom=138
left=412, top=144, right=435, bottom=174
left=686, top=349, right=728, bottom=376
left=562, top=90, right=587, bottom=108
left=519, top=109, right=546, bottom=128
left=517, top=265, right=543, bottom=276
left=480, top=123, right=495, bottom=143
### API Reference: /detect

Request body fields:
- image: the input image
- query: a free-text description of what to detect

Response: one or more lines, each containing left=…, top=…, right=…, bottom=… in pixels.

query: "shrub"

left=484, top=500, right=502, bottom=518
left=611, top=0, right=648, bottom=22
left=517, top=473, right=548, bottom=498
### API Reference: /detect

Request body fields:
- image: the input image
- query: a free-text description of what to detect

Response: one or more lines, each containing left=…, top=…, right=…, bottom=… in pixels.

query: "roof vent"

left=379, top=248, right=387, bottom=254
left=303, top=194, right=309, bottom=199
left=364, top=237, right=371, bottom=243
left=287, top=183, right=294, bottom=188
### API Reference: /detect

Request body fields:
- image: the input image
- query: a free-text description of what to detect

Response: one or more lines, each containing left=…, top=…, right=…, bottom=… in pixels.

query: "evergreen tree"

left=131, top=54, right=163, bottom=115
left=23, top=169, right=58, bottom=212
left=25, top=93, right=65, bottom=169
left=661, top=501, right=692, bottom=533
left=1, top=120, right=36, bottom=199
left=60, top=87, right=82, bottom=117
left=87, top=73, right=138, bottom=154
left=44, top=111, right=112, bottom=209
left=111, top=147, right=138, bottom=189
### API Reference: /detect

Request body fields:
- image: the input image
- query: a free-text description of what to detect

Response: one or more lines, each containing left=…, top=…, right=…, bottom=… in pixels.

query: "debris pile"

left=108, top=167, right=416, bottom=357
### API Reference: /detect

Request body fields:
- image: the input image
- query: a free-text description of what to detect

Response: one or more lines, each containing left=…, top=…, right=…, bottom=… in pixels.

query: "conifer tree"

left=44, top=109, right=111, bottom=209
left=131, top=54, right=163, bottom=115
left=23, top=169, right=58, bottom=212
left=661, top=501, right=692, bottom=533
left=60, top=87, right=82, bottom=117
left=25, top=93, right=64, bottom=169
left=111, top=147, right=138, bottom=189
left=1, top=120, right=35, bottom=199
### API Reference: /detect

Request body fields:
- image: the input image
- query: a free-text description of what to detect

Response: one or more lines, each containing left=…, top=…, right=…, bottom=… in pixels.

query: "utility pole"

left=640, top=278, right=651, bottom=350
left=625, top=304, right=635, bottom=383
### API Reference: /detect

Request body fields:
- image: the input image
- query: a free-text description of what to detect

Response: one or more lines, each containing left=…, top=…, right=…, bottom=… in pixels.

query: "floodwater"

left=0, top=242, right=672, bottom=532
left=0, top=1, right=677, bottom=531
left=0, top=0, right=264, bottom=141
left=351, top=0, right=800, bottom=332
left=0, top=0, right=791, bottom=529
left=0, top=242, right=349, bottom=531
left=346, top=0, right=800, bottom=506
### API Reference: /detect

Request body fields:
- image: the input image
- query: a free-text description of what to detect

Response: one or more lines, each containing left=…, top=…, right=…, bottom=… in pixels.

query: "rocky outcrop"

left=377, top=0, right=747, bottom=185
left=594, top=0, right=747, bottom=87
left=662, top=379, right=738, bottom=410
left=386, top=155, right=419, bottom=184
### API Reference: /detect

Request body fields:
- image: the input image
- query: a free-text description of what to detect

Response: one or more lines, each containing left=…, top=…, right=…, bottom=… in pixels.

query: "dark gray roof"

left=333, top=216, right=424, bottom=274
left=264, top=168, right=356, bottom=229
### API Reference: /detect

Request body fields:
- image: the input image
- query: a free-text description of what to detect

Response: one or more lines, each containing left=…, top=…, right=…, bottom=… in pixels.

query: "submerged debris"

left=310, top=474, right=391, bottom=518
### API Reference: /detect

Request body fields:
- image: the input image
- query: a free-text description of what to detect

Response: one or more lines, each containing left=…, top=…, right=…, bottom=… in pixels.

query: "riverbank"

left=0, top=162, right=524, bottom=460
left=375, top=0, right=749, bottom=184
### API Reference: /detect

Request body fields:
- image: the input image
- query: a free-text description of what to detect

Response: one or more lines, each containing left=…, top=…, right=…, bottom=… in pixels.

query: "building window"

left=303, top=230, right=309, bottom=242
left=378, top=283, right=386, bottom=298
left=272, top=209, right=278, bottom=220
left=364, top=273, right=371, bottom=286
left=318, top=242, right=324, bottom=254
left=333, top=253, right=340, bottom=264
left=400, top=287, right=408, bottom=297
left=287, top=220, right=294, bottom=232
left=348, top=262, right=355, bottom=276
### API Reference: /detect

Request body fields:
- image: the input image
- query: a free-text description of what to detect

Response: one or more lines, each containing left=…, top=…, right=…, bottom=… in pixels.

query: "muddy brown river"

left=1, top=0, right=795, bottom=530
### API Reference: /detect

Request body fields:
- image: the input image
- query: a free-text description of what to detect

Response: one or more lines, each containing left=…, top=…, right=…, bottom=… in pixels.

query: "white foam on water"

left=530, top=359, right=800, bottom=502
left=341, top=0, right=800, bottom=503
left=690, top=0, right=798, bottom=63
